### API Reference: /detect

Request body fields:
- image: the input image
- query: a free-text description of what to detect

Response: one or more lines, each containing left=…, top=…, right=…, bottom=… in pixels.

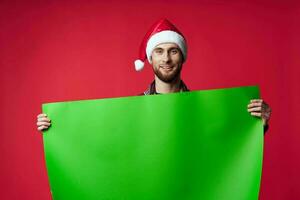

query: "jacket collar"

left=143, top=80, right=189, bottom=95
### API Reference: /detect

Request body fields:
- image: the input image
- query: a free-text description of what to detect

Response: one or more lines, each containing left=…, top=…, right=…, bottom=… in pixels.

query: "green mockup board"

left=42, top=86, right=263, bottom=200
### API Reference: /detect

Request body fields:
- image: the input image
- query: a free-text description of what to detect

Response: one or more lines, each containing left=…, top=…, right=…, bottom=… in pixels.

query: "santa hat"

left=134, top=18, right=187, bottom=71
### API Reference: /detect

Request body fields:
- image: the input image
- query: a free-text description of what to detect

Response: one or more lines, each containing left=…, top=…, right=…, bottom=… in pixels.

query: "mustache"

left=159, top=65, right=173, bottom=67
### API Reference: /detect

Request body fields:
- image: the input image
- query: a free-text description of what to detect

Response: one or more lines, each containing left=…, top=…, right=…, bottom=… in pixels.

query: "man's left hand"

left=247, top=99, right=271, bottom=126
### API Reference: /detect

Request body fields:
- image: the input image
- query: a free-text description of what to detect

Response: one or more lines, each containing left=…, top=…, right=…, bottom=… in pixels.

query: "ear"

left=149, top=56, right=153, bottom=64
left=179, top=50, right=185, bottom=62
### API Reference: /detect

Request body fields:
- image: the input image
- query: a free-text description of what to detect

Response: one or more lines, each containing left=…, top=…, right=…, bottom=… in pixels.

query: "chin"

left=154, top=65, right=182, bottom=83
left=160, top=74, right=179, bottom=83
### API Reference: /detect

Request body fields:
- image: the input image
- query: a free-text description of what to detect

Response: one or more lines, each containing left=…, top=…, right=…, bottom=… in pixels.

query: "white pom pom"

left=134, top=59, right=144, bottom=71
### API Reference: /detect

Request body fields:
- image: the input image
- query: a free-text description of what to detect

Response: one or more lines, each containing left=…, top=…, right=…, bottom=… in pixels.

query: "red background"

left=1, top=0, right=299, bottom=199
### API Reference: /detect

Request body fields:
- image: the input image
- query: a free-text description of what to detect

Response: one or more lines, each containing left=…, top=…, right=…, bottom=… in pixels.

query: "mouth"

left=159, top=65, right=174, bottom=71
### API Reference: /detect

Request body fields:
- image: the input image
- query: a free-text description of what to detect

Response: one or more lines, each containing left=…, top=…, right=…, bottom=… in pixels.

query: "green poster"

left=42, top=86, right=263, bottom=200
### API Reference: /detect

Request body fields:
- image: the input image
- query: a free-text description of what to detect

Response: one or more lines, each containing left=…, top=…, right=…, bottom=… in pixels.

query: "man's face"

left=150, top=43, right=183, bottom=83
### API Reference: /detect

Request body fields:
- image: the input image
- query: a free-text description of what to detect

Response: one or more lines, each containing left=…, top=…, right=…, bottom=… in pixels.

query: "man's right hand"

left=37, top=113, right=51, bottom=131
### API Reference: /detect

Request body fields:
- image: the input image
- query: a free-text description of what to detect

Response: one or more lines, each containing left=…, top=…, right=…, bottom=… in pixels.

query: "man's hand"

left=247, top=99, right=271, bottom=126
left=37, top=113, right=51, bottom=131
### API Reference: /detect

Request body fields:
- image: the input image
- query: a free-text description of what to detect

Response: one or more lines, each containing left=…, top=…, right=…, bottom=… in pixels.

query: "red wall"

left=1, top=1, right=299, bottom=199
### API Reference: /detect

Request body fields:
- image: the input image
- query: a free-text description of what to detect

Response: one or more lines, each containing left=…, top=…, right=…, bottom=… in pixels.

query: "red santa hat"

left=134, top=18, right=187, bottom=71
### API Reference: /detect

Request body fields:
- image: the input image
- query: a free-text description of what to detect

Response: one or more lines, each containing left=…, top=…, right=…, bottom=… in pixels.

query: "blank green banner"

left=42, top=86, right=263, bottom=200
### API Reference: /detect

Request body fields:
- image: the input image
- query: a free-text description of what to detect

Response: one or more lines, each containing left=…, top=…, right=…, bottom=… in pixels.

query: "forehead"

left=154, top=43, right=179, bottom=49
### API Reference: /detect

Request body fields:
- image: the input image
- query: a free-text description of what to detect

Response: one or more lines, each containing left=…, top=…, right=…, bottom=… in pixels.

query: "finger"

left=37, top=113, right=47, bottom=118
left=37, top=121, right=51, bottom=126
left=250, top=112, right=262, bottom=117
left=247, top=102, right=262, bottom=108
left=250, top=99, right=263, bottom=103
left=37, top=117, right=51, bottom=122
left=262, top=101, right=269, bottom=108
left=37, top=117, right=50, bottom=122
left=37, top=125, right=47, bottom=131
left=248, top=107, right=262, bottom=112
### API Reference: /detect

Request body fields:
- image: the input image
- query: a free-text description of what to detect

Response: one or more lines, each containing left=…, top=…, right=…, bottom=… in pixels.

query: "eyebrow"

left=153, top=47, right=180, bottom=51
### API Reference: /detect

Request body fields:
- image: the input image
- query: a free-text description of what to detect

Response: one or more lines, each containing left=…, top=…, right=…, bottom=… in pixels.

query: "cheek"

left=151, top=56, right=160, bottom=67
left=172, top=55, right=182, bottom=65
left=151, top=55, right=159, bottom=62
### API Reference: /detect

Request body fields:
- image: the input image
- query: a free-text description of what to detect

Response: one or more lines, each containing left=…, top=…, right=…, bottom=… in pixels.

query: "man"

left=37, top=19, right=271, bottom=131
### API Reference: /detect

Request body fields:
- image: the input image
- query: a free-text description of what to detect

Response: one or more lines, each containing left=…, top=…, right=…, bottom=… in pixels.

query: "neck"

left=155, top=75, right=182, bottom=94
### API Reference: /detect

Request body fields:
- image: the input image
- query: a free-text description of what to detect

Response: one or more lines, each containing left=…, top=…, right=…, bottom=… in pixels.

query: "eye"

left=170, top=49, right=179, bottom=54
left=154, top=49, right=163, bottom=54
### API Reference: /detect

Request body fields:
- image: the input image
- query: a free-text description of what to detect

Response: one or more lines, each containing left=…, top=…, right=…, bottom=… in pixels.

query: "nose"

left=162, top=52, right=170, bottom=63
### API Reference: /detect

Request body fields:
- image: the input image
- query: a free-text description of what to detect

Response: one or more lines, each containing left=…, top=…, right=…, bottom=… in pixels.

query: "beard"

left=153, top=65, right=182, bottom=83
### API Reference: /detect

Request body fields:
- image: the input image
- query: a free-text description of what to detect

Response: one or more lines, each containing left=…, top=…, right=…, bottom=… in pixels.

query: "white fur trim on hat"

left=146, top=30, right=187, bottom=63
